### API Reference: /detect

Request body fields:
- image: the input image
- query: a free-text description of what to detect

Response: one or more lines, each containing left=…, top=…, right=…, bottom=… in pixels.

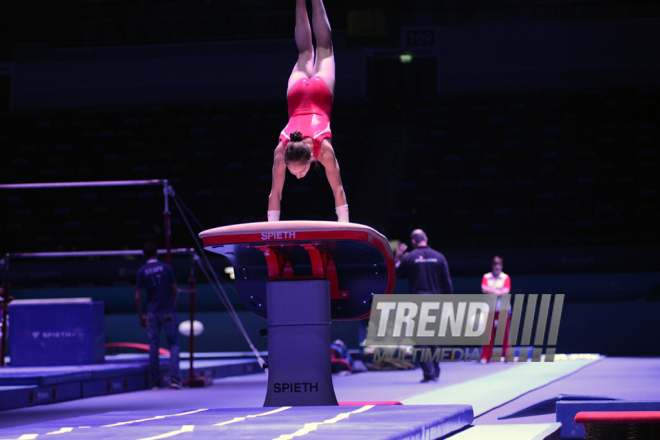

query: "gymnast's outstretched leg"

left=311, top=0, right=335, bottom=95
left=287, top=0, right=315, bottom=95
left=310, top=0, right=347, bottom=221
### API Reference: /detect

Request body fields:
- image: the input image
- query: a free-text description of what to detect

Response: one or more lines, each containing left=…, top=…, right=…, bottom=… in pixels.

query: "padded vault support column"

left=263, top=280, right=338, bottom=407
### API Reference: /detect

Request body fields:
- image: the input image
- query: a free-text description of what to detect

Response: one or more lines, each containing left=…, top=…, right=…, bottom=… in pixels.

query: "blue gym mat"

left=0, top=405, right=474, bottom=440
left=0, top=357, right=261, bottom=412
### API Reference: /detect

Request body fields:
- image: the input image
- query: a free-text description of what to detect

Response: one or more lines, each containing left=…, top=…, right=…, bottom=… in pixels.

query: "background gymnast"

left=267, top=0, right=349, bottom=223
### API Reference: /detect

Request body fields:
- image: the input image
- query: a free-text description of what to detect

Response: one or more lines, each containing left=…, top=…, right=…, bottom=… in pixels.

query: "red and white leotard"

left=279, top=77, right=333, bottom=160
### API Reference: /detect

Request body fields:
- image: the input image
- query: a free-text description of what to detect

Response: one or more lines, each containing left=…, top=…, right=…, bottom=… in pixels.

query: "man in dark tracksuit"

left=135, top=242, right=181, bottom=389
left=395, top=229, right=453, bottom=383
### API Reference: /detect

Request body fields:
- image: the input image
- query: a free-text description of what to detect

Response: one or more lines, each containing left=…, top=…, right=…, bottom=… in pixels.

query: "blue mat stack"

left=0, top=358, right=261, bottom=412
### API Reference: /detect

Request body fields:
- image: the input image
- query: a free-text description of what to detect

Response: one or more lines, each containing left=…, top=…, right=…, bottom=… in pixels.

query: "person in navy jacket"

left=135, top=242, right=182, bottom=389
left=395, top=229, right=453, bottom=383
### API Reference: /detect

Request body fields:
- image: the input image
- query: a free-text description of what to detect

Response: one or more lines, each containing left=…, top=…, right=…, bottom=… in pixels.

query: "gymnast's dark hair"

left=143, top=241, right=158, bottom=259
left=284, top=131, right=312, bottom=164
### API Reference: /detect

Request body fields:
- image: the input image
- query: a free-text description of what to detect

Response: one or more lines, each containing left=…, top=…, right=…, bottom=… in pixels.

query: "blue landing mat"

left=0, top=405, right=474, bottom=440
left=0, top=364, right=151, bottom=386
left=0, top=366, right=95, bottom=386
left=0, top=358, right=261, bottom=412
left=0, top=385, right=37, bottom=411
left=0, top=358, right=261, bottom=386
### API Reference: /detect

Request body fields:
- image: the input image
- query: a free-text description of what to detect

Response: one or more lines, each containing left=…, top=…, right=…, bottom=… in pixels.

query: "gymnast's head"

left=284, top=131, right=313, bottom=179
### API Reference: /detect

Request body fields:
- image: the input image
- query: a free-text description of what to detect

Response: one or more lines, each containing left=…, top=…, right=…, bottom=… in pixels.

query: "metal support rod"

left=0, top=284, right=8, bottom=367
left=8, top=248, right=194, bottom=259
left=0, top=180, right=167, bottom=190
left=1, top=255, right=10, bottom=367
left=164, top=181, right=172, bottom=266
left=188, top=257, right=196, bottom=384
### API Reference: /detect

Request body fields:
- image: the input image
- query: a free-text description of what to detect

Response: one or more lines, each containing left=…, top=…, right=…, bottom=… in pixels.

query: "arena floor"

left=0, top=357, right=657, bottom=439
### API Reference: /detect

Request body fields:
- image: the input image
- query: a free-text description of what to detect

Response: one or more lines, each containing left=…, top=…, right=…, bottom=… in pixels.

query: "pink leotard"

left=279, top=77, right=333, bottom=160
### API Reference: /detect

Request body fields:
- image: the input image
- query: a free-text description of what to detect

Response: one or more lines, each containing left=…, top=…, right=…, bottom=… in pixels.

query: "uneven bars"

left=0, top=179, right=167, bottom=190
left=0, top=179, right=174, bottom=264
left=7, top=248, right=194, bottom=259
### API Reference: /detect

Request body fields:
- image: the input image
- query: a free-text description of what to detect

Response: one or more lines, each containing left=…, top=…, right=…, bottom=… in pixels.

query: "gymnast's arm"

left=318, top=140, right=347, bottom=210
left=268, top=142, right=287, bottom=220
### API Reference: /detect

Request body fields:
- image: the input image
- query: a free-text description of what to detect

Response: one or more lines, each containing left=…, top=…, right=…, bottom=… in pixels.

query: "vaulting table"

left=199, top=221, right=395, bottom=406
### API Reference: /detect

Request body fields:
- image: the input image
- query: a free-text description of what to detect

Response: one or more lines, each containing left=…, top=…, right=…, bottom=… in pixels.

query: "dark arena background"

left=0, top=0, right=659, bottom=439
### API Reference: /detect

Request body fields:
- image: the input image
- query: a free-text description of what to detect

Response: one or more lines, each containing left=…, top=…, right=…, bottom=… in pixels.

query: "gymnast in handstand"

left=268, top=0, right=348, bottom=223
